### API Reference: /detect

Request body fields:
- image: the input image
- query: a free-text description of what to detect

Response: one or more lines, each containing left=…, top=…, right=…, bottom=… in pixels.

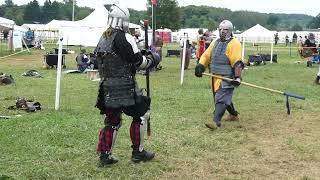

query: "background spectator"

left=154, top=31, right=163, bottom=70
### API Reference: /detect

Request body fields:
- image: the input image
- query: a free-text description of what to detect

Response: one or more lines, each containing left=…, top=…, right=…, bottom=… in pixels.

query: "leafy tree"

left=0, top=6, right=5, bottom=16
left=4, top=7, right=15, bottom=20
left=307, top=13, right=320, bottom=29
left=60, top=0, right=74, bottom=20
left=5, top=0, right=14, bottom=7
left=0, top=2, right=315, bottom=31
left=51, top=1, right=63, bottom=20
left=1, top=0, right=15, bottom=19
left=129, top=8, right=148, bottom=25
left=290, top=24, right=303, bottom=31
left=76, top=7, right=93, bottom=20
left=23, top=0, right=41, bottom=23
left=148, top=0, right=181, bottom=30
left=266, top=14, right=279, bottom=30
left=41, top=0, right=53, bottom=23
left=232, top=11, right=267, bottom=30
left=180, top=6, right=232, bottom=30
left=12, top=6, right=24, bottom=25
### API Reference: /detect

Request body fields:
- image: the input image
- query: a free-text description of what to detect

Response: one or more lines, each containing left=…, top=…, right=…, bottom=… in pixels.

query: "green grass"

left=1, top=43, right=320, bottom=179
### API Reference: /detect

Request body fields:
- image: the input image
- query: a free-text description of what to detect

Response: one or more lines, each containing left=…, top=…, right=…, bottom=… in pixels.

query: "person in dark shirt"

left=75, top=49, right=90, bottom=72
left=303, top=33, right=317, bottom=67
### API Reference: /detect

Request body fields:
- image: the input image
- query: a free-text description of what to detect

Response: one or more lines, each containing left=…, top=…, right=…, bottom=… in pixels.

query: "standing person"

left=292, top=32, right=297, bottom=44
left=194, top=20, right=244, bottom=129
left=196, top=28, right=205, bottom=63
left=297, top=36, right=304, bottom=57
left=133, top=30, right=143, bottom=49
left=3, top=29, right=9, bottom=40
left=285, top=35, right=289, bottom=46
left=154, top=31, right=163, bottom=70
left=94, top=5, right=158, bottom=166
left=180, top=34, right=191, bottom=70
left=203, top=30, right=213, bottom=49
left=304, top=33, right=318, bottom=67
left=274, top=33, right=279, bottom=45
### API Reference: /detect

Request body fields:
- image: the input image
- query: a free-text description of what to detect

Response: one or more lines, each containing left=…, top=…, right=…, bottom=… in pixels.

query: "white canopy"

left=22, top=23, right=47, bottom=31
left=240, top=24, right=275, bottom=43
left=76, top=5, right=109, bottom=28
left=177, top=28, right=208, bottom=42
left=46, top=20, right=71, bottom=31
left=59, top=5, right=143, bottom=47
left=0, top=17, right=15, bottom=31
left=59, top=5, right=110, bottom=47
left=0, top=17, right=26, bottom=32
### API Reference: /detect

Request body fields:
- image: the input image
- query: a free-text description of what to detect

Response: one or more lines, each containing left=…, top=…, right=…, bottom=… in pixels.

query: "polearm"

left=144, top=20, right=151, bottom=136
left=202, top=72, right=305, bottom=114
left=180, top=33, right=187, bottom=85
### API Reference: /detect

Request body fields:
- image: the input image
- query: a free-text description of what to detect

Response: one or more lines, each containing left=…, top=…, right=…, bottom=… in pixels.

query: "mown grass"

left=0, top=42, right=320, bottom=179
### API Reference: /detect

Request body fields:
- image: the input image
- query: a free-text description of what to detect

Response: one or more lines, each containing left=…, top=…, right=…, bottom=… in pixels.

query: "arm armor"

left=233, top=61, right=244, bottom=78
left=136, top=51, right=160, bottom=70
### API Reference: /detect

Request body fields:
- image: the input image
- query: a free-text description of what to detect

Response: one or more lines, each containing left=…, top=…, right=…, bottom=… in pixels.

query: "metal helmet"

left=107, top=4, right=130, bottom=31
left=219, top=20, right=233, bottom=41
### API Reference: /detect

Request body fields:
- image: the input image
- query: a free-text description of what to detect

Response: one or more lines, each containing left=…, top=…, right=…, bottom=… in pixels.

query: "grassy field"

left=1, top=42, right=320, bottom=179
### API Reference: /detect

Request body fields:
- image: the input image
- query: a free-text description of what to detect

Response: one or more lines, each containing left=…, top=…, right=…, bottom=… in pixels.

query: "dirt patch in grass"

left=1, top=52, right=77, bottom=68
left=155, top=111, right=320, bottom=179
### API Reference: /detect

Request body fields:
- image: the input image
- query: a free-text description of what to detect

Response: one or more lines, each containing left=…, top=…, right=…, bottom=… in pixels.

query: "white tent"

left=240, top=24, right=276, bottom=63
left=0, top=17, right=15, bottom=31
left=240, top=24, right=275, bottom=43
left=59, top=5, right=109, bottom=47
left=22, top=23, right=47, bottom=31
left=46, top=20, right=71, bottom=32
left=58, top=6, right=143, bottom=47
left=177, top=28, right=208, bottom=42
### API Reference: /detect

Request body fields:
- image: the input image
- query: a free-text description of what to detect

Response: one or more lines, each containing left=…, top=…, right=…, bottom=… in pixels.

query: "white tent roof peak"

left=77, top=4, right=109, bottom=27
left=0, top=17, right=15, bottom=26
left=0, top=17, right=15, bottom=31
left=240, top=24, right=274, bottom=38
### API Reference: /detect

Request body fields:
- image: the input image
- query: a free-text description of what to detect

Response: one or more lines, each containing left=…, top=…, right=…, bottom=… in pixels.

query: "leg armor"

left=97, top=108, right=121, bottom=153
left=214, top=103, right=226, bottom=126
left=130, top=118, right=145, bottom=152
left=123, top=96, right=151, bottom=152
left=213, top=88, right=234, bottom=126
left=226, top=102, right=239, bottom=116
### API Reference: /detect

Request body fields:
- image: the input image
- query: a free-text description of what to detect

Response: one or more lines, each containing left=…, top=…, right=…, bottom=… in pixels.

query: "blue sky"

left=1, top=0, right=319, bottom=16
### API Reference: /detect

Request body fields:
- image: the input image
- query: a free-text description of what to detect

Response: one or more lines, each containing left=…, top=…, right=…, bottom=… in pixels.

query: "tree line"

left=1, top=0, right=319, bottom=32
left=0, top=0, right=92, bottom=25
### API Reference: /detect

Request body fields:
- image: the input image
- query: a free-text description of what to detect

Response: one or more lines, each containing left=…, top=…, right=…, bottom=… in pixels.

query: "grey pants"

left=213, top=88, right=238, bottom=125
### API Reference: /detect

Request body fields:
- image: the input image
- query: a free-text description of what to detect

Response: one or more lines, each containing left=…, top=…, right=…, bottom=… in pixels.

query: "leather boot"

left=205, top=121, right=220, bottom=130
left=131, top=150, right=155, bottom=163
left=99, top=152, right=118, bottom=166
left=223, top=115, right=240, bottom=121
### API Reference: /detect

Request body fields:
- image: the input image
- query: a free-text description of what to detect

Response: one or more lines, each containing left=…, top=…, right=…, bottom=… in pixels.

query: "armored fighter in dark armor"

left=94, top=4, right=159, bottom=166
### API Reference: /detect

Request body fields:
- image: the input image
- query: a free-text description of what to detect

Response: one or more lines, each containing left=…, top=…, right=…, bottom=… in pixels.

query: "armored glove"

left=230, top=77, right=241, bottom=87
left=137, top=50, right=160, bottom=70
left=195, top=63, right=205, bottom=77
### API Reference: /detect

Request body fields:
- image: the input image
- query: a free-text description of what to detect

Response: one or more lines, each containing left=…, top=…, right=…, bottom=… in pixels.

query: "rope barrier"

left=0, top=47, right=35, bottom=59
left=0, top=38, right=55, bottom=60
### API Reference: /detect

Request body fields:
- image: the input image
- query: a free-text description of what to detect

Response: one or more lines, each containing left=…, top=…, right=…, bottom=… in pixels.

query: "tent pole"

left=270, top=40, right=273, bottom=63
left=241, top=37, right=245, bottom=62
left=55, top=35, right=64, bottom=111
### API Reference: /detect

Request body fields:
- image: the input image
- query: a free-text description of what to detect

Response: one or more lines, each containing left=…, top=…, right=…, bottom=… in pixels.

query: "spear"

left=144, top=20, right=151, bottom=136
left=202, top=72, right=305, bottom=114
